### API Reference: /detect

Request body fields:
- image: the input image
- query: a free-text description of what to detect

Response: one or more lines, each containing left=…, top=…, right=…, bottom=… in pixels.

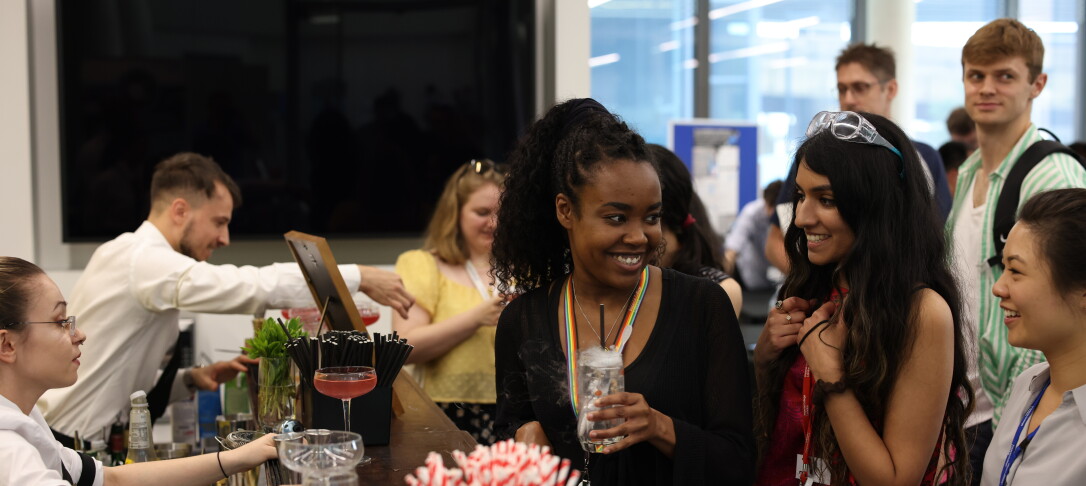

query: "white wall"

left=1, top=0, right=35, bottom=261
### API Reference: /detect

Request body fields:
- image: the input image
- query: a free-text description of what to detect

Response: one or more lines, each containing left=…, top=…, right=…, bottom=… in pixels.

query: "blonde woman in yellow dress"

left=394, top=159, right=506, bottom=444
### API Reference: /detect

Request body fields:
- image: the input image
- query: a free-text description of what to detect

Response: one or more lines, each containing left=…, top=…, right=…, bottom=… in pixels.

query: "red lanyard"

left=800, top=364, right=814, bottom=485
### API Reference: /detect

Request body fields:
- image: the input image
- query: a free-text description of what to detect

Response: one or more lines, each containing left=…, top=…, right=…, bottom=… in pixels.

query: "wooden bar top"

left=356, top=373, right=477, bottom=483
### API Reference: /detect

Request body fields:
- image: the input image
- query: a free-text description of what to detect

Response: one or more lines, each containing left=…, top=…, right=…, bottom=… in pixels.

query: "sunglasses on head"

left=459, top=159, right=508, bottom=180
left=806, top=110, right=904, bottom=178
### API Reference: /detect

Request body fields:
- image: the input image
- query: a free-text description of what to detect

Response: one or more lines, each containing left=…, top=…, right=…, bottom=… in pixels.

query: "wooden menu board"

left=283, top=230, right=366, bottom=334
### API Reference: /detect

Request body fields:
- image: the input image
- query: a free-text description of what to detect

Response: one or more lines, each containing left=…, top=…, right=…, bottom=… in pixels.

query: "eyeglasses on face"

left=3, top=316, right=78, bottom=336
left=805, top=110, right=904, bottom=178
left=835, top=80, right=888, bottom=97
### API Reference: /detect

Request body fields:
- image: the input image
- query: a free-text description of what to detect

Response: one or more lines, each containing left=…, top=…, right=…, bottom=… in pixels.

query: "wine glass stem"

left=342, top=398, right=351, bottom=431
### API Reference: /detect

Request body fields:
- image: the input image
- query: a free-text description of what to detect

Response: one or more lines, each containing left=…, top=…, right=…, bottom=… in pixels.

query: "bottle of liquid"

left=108, top=413, right=126, bottom=466
left=125, top=391, right=159, bottom=463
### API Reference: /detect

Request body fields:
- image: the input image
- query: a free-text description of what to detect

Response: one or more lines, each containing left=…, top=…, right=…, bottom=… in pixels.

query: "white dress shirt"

left=40, top=221, right=361, bottom=441
left=0, top=395, right=103, bottom=486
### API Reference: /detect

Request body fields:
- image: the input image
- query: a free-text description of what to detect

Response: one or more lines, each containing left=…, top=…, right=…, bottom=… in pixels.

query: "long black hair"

left=492, top=99, right=653, bottom=295
left=756, top=112, right=972, bottom=485
left=649, top=144, right=725, bottom=277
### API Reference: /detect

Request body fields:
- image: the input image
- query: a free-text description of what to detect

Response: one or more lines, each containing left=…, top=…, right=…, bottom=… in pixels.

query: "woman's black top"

left=494, top=268, right=755, bottom=486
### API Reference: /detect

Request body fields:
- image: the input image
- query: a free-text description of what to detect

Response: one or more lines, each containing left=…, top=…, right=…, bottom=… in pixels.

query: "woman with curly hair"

left=753, top=111, right=972, bottom=486
left=649, top=144, right=743, bottom=316
left=393, top=159, right=506, bottom=444
left=492, top=98, right=754, bottom=485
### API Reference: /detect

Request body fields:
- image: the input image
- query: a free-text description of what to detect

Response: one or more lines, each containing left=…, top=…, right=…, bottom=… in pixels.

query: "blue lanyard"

left=998, top=378, right=1050, bottom=486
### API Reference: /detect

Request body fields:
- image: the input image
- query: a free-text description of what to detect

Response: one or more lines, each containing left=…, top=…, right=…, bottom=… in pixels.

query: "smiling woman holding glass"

left=0, top=256, right=277, bottom=486
left=491, top=98, right=754, bottom=486
left=393, top=159, right=506, bottom=444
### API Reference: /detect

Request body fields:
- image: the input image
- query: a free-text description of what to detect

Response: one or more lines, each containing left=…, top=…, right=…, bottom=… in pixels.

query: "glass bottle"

left=125, top=391, right=159, bottom=463
left=108, top=413, right=126, bottom=466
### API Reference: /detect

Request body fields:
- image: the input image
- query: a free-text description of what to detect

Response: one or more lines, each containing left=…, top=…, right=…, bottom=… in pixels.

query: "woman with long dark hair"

left=753, top=111, right=972, bottom=486
left=649, top=144, right=743, bottom=316
left=492, top=99, right=754, bottom=485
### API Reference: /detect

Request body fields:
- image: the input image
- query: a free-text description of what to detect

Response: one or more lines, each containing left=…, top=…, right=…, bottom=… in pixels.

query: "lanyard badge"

left=563, top=267, right=649, bottom=417
left=797, top=363, right=830, bottom=485
left=998, top=378, right=1050, bottom=486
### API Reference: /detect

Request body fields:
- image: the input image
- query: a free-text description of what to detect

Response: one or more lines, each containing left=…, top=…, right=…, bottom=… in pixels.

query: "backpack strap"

left=987, top=140, right=1085, bottom=268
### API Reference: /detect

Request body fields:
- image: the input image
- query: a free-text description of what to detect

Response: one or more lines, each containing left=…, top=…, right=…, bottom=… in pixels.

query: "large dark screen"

left=58, top=0, right=534, bottom=241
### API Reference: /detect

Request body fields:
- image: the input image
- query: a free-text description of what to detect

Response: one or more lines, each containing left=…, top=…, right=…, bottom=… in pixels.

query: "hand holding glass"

left=576, top=359, right=626, bottom=453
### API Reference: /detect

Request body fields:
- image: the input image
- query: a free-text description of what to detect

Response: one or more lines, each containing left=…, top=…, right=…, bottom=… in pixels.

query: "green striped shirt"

left=946, top=124, right=1086, bottom=425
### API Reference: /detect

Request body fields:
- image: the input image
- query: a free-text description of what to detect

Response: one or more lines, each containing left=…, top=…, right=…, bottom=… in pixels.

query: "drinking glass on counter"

left=358, top=301, right=380, bottom=326
left=277, top=430, right=363, bottom=486
left=313, top=366, right=377, bottom=464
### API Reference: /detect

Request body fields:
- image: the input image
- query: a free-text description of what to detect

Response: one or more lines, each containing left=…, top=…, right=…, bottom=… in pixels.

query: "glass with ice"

left=576, top=347, right=626, bottom=453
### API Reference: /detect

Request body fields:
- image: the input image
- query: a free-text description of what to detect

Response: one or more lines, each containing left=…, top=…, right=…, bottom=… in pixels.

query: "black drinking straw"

left=275, top=317, right=291, bottom=337
left=599, top=304, right=605, bottom=349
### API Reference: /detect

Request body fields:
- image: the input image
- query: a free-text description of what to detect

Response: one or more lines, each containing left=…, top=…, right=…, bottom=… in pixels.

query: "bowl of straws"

left=285, top=330, right=413, bottom=446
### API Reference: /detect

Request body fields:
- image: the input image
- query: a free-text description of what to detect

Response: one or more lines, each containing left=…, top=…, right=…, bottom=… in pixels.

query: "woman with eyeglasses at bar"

left=0, top=257, right=278, bottom=486
left=753, top=111, right=972, bottom=486
left=393, top=159, right=507, bottom=444
left=978, top=189, right=1086, bottom=486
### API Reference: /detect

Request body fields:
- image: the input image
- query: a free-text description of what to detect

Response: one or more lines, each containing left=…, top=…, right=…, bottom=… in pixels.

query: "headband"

left=559, top=98, right=609, bottom=139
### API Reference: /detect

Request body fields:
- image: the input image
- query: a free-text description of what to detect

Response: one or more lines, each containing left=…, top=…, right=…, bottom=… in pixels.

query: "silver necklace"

left=571, top=278, right=635, bottom=348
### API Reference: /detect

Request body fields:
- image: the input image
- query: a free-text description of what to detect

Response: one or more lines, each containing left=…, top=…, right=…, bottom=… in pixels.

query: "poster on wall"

left=667, top=119, right=758, bottom=234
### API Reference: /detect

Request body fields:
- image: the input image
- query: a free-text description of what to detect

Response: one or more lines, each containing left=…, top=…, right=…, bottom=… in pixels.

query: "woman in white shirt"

left=982, top=188, right=1086, bottom=486
left=0, top=256, right=277, bottom=486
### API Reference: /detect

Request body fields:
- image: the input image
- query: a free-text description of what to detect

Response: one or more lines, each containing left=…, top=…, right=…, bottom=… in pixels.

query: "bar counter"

left=355, top=373, right=477, bottom=483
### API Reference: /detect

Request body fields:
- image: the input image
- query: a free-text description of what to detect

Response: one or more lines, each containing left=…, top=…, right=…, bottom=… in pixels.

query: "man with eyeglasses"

left=763, top=43, right=953, bottom=275
left=835, top=43, right=952, bottom=220
left=948, top=19, right=1086, bottom=486
left=40, top=152, right=416, bottom=445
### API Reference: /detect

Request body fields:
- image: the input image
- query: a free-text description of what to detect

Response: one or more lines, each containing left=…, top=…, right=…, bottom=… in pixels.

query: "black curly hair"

left=757, top=112, right=973, bottom=485
left=492, top=99, right=653, bottom=295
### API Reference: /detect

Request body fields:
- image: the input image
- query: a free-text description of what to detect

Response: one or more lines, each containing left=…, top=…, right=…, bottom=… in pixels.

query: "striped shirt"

left=947, top=124, right=1086, bottom=424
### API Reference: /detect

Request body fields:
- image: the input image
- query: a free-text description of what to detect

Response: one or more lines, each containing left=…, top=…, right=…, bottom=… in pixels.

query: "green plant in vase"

left=242, top=317, right=307, bottom=429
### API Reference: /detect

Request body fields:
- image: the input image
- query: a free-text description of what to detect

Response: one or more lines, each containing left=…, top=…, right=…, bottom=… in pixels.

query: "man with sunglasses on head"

left=40, top=152, right=415, bottom=446
left=948, top=19, right=1086, bottom=486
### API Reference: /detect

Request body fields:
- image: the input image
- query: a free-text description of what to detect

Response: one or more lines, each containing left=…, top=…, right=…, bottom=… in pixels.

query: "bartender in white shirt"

left=40, top=152, right=415, bottom=444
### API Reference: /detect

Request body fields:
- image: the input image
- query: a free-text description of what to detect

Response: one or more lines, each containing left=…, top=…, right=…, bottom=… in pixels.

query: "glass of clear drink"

left=576, top=348, right=626, bottom=453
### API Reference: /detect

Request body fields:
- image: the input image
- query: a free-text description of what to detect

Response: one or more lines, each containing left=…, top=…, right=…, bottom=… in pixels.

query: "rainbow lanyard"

left=563, top=267, right=650, bottom=416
